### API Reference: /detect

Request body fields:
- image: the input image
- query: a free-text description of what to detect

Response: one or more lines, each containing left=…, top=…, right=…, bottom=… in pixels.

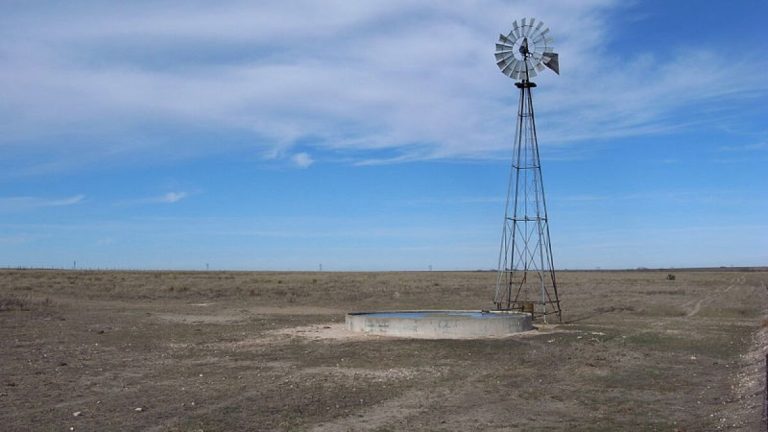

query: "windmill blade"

left=521, top=58, right=532, bottom=69
left=534, top=21, right=544, bottom=34
left=527, top=18, right=537, bottom=36
left=511, top=20, right=520, bottom=39
left=495, top=52, right=514, bottom=62
left=530, top=29, right=543, bottom=43
left=523, top=60, right=533, bottom=70
left=535, top=63, right=545, bottom=72
left=516, top=68, right=528, bottom=80
left=543, top=52, right=560, bottom=74
left=495, top=44, right=515, bottom=53
left=497, top=37, right=515, bottom=47
left=533, top=30, right=551, bottom=44
left=533, top=36, right=553, bottom=47
left=537, top=28, right=550, bottom=39
left=497, top=57, right=511, bottom=70
left=506, top=61, right=521, bottom=77
left=498, top=33, right=513, bottom=43
left=505, top=58, right=521, bottom=72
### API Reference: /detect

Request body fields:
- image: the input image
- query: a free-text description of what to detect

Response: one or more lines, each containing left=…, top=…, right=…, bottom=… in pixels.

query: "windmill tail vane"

left=543, top=52, right=559, bottom=74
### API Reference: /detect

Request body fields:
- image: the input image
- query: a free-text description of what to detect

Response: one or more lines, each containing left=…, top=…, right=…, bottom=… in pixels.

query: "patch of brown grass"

left=0, top=296, right=28, bottom=311
left=0, top=295, right=52, bottom=312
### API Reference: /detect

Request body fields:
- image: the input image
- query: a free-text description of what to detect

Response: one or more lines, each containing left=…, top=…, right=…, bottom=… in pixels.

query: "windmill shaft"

left=494, top=79, right=562, bottom=322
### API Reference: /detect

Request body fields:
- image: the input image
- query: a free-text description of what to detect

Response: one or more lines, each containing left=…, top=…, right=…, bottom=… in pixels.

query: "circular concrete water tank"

left=345, top=310, right=533, bottom=339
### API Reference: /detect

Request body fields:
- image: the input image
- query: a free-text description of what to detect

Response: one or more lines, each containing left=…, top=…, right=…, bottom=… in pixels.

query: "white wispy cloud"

left=0, top=234, right=33, bottom=245
left=291, top=152, right=314, bottom=168
left=717, top=142, right=767, bottom=152
left=160, top=192, right=188, bottom=203
left=116, top=191, right=190, bottom=206
left=0, top=194, right=85, bottom=211
left=0, top=1, right=765, bottom=170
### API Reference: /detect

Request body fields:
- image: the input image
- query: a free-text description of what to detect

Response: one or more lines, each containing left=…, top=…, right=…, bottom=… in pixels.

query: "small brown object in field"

left=666, top=274, right=676, bottom=280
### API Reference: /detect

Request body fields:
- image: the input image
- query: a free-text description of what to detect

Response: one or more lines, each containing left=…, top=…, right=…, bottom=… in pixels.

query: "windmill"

left=493, top=18, right=562, bottom=322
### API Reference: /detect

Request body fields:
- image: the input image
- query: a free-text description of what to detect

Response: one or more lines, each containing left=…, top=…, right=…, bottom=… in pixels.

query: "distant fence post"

left=764, top=353, right=768, bottom=432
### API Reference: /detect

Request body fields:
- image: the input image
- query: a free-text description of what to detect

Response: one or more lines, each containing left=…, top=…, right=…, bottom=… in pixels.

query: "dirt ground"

left=1, top=269, right=766, bottom=431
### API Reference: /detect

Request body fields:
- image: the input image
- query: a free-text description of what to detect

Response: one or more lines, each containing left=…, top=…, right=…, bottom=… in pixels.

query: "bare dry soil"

left=1, top=269, right=766, bottom=431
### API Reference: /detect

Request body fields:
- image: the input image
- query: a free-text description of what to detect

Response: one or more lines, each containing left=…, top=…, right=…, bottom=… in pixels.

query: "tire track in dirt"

left=307, top=375, right=473, bottom=432
left=144, top=363, right=446, bottom=432
left=684, top=274, right=743, bottom=317
left=686, top=299, right=703, bottom=317
left=308, top=387, right=429, bottom=432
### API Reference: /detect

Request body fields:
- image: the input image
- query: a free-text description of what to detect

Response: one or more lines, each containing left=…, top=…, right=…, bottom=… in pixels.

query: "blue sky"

left=1, top=1, right=766, bottom=270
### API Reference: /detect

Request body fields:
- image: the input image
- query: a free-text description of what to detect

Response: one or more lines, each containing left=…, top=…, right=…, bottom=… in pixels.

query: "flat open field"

left=1, top=269, right=767, bottom=431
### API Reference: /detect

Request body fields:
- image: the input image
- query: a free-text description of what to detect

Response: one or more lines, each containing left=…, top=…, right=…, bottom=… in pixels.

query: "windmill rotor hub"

left=518, top=37, right=529, bottom=56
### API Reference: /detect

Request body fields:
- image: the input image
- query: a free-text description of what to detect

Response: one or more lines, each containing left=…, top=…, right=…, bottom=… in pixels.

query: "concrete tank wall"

left=345, top=310, right=532, bottom=339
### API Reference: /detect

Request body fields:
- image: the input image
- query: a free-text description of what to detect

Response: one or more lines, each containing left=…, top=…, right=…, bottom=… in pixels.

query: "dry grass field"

left=1, top=269, right=766, bottom=431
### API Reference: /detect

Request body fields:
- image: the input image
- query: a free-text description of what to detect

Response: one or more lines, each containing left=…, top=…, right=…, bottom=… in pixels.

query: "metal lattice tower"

left=492, top=18, right=562, bottom=321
